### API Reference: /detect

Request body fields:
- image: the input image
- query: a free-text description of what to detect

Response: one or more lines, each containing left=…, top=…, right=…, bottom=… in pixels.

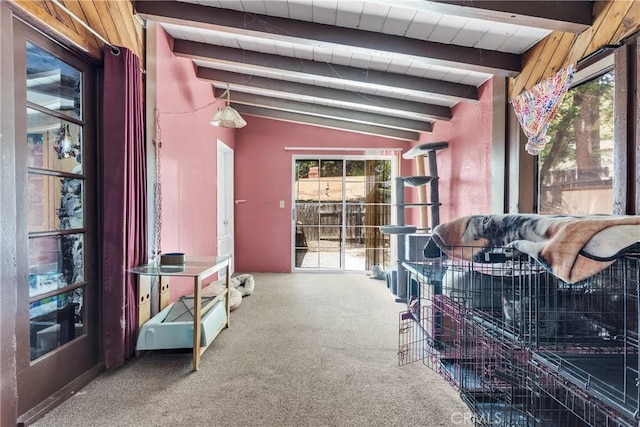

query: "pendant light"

left=210, top=87, right=247, bottom=128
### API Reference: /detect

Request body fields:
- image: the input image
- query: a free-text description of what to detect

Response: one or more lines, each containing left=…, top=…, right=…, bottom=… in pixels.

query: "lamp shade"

left=210, top=105, right=247, bottom=128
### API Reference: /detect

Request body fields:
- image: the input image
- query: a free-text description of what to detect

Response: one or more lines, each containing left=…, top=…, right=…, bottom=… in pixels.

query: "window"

left=537, top=59, right=615, bottom=215
left=26, top=41, right=86, bottom=360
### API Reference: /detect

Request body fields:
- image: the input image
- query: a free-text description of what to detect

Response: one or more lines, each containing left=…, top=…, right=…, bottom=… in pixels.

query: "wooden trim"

left=16, top=363, right=105, bottom=426
left=13, top=13, right=31, bottom=394
left=178, top=40, right=479, bottom=104
left=0, top=4, right=19, bottom=426
left=111, top=0, right=141, bottom=53
left=524, top=36, right=558, bottom=113
left=564, top=1, right=616, bottom=66
left=217, top=89, right=433, bottom=132
left=525, top=32, right=578, bottom=96
left=9, top=0, right=102, bottom=58
left=233, top=104, right=420, bottom=141
left=73, top=0, right=108, bottom=53
left=584, top=1, right=633, bottom=58
left=52, top=0, right=96, bottom=47
left=91, top=1, right=122, bottom=48
left=510, top=0, right=640, bottom=100
left=13, top=16, right=101, bottom=417
left=506, top=107, right=536, bottom=214
left=613, top=41, right=629, bottom=214
left=198, top=67, right=453, bottom=121
left=544, top=33, right=579, bottom=78
left=136, top=0, right=521, bottom=75
left=7, top=0, right=144, bottom=61
left=491, top=76, right=507, bottom=214
left=634, top=36, right=640, bottom=215
left=425, top=0, right=592, bottom=33
left=611, top=2, right=640, bottom=45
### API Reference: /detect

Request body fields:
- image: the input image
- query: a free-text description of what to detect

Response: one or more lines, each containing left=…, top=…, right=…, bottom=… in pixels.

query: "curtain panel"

left=102, top=46, right=147, bottom=369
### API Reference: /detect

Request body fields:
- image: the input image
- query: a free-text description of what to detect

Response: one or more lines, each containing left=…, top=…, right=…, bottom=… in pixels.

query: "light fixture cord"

left=220, top=86, right=231, bottom=106
left=152, top=96, right=229, bottom=260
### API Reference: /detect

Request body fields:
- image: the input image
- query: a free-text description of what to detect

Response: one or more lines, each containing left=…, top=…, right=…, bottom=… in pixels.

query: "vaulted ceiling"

left=134, top=0, right=594, bottom=141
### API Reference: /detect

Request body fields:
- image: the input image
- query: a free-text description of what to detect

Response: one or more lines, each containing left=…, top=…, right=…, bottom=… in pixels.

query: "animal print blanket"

left=428, top=214, right=640, bottom=283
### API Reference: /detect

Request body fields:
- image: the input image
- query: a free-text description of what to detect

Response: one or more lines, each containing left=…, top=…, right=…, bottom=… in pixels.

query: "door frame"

left=0, top=4, right=19, bottom=426
left=217, top=139, right=234, bottom=277
left=11, top=18, right=101, bottom=422
left=290, top=154, right=397, bottom=272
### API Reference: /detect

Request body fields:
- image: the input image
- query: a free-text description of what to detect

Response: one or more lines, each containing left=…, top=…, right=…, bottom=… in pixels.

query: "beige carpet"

left=33, top=273, right=472, bottom=427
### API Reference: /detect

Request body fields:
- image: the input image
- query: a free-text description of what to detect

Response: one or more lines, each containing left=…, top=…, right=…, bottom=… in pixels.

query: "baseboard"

left=17, top=363, right=105, bottom=426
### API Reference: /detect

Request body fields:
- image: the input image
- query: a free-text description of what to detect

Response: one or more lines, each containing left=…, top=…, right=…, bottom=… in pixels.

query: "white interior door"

left=217, top=140, right=234, bottom=277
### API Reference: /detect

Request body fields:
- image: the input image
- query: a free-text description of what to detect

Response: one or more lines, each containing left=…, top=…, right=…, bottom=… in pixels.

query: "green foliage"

left=540, top=70, right=614, bottom=171
left=295, top=160, right=318, bottom=180
left=295, top=159, right=389, bottom=180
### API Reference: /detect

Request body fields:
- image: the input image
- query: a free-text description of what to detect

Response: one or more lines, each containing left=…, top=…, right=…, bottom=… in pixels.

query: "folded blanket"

left=429, top=214, right=640, bottom=283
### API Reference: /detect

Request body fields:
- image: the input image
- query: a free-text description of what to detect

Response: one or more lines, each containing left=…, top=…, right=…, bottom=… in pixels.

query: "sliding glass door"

left=293, top=156, right=393, bottom=271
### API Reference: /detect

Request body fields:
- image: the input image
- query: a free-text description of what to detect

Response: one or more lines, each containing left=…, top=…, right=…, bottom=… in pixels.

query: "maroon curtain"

left=102, top=46, right=147, bottom=369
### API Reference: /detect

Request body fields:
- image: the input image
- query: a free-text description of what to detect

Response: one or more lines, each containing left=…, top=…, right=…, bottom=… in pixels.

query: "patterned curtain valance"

left=511, top=64, right=577, bottom=155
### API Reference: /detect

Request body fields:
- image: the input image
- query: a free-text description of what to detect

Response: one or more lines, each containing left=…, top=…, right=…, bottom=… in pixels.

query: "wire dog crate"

left=399, top=245, right=640, bottom=426
left=528, top=358, right=636, bottom=427
left=530, top=255, right=640, bottom=424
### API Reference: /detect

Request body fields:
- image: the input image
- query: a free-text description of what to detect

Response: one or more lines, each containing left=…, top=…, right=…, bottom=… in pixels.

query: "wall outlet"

left=279, top=200, right=285, bottom=208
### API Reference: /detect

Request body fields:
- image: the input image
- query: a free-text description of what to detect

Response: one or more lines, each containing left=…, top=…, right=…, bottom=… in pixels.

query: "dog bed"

left=231, top=274, right=255, bottom=296
left=201, top=283, right=243, bottom=311
left=199, top=274, right=255, bottom=311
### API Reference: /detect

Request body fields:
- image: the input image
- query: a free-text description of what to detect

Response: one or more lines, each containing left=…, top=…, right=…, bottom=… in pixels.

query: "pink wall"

left=154, top=26, right=235, bottom=298
left=407, top=79, right=494, bottom=224
left=234, top=118, right=409, bottom=273
left=154, top=24, right=495, bottom=276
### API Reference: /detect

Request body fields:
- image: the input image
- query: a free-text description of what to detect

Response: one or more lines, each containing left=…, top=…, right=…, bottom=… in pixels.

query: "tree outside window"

left=538, top=69, right=614, bottom=214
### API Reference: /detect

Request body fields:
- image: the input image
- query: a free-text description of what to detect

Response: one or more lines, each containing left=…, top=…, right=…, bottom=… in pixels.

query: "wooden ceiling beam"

left=425, top=0, right=592, bottom=33
left=232, top=105, right=420, bottom=141
left=135, top=0, right=521, bottom=75
left=198, top=67, right=452, bottom=121
left=216, top=89, right=433, bottom=133
left=176, top=40, right=477, bottom=104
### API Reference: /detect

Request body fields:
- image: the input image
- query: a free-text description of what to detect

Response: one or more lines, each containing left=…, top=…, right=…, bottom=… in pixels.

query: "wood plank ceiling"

left=135, top=0, right=594, bottom=141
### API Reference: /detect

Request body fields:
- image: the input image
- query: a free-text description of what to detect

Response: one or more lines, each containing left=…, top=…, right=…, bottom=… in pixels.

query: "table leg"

left=193, top=276, right=202, bottom=371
